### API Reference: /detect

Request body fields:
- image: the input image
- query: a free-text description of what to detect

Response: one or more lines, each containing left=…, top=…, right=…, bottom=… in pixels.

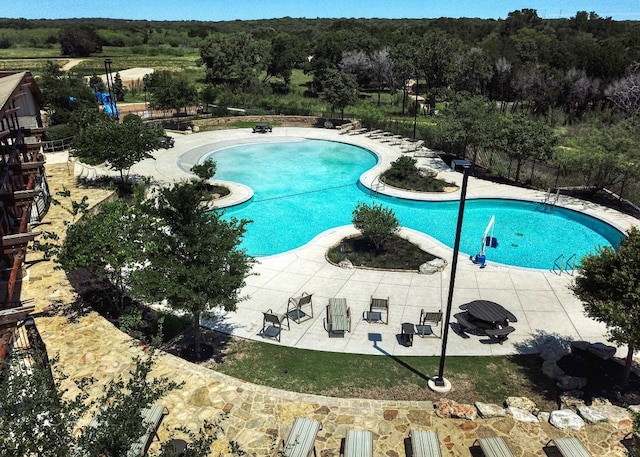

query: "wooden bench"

left=485, top=326, right=515, bottom=344
left=343, top=429, right=373, bottom=457
left=476, top=437, right=514, bottom=457
left=547, top=437, right=593, bottom=457
left=454, top=312, right=478, bottom=333
left=410, top=430, right=442, bottom=457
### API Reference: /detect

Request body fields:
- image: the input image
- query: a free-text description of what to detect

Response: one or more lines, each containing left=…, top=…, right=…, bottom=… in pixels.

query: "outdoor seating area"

left=454, top=300, right=517, bottom=344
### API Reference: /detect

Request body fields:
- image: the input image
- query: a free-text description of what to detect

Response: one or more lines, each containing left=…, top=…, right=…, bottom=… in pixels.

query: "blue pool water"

left=205, top=139, right=623, bottom=269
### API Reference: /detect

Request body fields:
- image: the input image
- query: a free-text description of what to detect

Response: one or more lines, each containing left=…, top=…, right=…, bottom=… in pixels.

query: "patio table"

left=465, top=300, right=517, bottom=325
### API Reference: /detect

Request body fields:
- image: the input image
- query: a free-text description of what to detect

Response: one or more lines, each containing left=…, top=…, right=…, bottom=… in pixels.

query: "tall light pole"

left=429, top=162, right=471, bottom=393
left=412, top=75, right=419, bottom=140
left=104, top=58, right=118, bottom=119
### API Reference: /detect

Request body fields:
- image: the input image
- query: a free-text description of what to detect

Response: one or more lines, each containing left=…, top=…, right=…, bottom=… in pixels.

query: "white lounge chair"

left=410, top=430, right=442, bottom=457
left=277, top=417, right=322, bottom=457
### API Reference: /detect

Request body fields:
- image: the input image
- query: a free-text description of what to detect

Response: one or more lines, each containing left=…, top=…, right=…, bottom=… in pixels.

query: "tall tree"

left=199, top=32, right=268, bottom=91
left=572, top=226, right=640, bottom=386
left=57, top=200, right=152, bottom=311
left=135, top=181, right=254, bottom=359
left=437, top=95, right=500, bottom=163
left=495, top=114, right=558, bottom=182
left=112, top=72, right=128, bottom=102
left=415, top=30, right=461, bottom=114
left=320, top=68, right=359, bottom=119
left=59, top=23, right=102, bottom=57
left=72, top=113, right=160, bottom=187
left=147, top=71, right=198, bottom=115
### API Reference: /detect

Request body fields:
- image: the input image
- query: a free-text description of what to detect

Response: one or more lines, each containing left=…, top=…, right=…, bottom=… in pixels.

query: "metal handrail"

left=564, top=253, right=577, bottom=275
left=552, top=254, right=565, bottom=274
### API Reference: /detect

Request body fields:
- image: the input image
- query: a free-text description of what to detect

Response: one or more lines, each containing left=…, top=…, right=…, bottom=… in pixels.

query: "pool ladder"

left=370, top=175, right=385, bottom=197
left=552, top=253, right=577, bottom=275
left=542, top=188, right=560, bottom=208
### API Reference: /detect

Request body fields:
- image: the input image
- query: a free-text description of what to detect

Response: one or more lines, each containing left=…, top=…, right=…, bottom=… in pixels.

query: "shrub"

left=352, top=202, right=400, bottom=251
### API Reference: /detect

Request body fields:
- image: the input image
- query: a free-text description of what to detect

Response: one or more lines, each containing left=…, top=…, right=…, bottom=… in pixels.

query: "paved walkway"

left=34, top=127, right=638, bottom=456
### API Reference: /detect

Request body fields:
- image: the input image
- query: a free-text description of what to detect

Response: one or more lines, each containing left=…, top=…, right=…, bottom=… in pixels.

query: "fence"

left=42, top=137, right=73, bottom=153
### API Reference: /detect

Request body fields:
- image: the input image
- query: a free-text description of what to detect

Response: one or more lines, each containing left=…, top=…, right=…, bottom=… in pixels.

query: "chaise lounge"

left=343, top=428, right=373, bottom=457
left=409, top=430, right=442, bottom=457
left=547, top=437, right=592, bottom=457
left=276, top=417, right=322, bottom=457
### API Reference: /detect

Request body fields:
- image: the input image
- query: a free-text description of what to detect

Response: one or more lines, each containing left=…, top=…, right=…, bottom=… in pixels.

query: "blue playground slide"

left=95, top=91, right=119, bottom=117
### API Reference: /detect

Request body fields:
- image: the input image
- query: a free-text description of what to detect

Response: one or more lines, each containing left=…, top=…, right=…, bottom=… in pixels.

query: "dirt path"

left=61, top=58, right=84, bottom=71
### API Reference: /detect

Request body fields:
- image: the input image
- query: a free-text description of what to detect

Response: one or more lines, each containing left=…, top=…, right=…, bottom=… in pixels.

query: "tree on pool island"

left=352, top=202, right=400, bottom=252
left=571, top=226, right=640, bottom=386
left=134, top=181, right=254, bottom=360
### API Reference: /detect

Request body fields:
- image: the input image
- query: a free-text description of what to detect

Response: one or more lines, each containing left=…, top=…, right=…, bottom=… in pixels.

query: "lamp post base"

left=427, top=376, right=452, bottom=393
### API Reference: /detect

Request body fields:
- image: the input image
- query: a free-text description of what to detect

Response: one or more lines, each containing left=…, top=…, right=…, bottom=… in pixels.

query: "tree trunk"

left=193, top=312, right=201, bottom=360
left=623, top=343, right=634, bottom=386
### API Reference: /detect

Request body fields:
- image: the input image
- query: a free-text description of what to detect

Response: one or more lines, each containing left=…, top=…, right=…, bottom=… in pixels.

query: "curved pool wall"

left=203, top=139, right=624, bottom=269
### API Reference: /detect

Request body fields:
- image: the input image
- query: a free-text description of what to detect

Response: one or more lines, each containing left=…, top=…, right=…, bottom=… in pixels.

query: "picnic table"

left=326, top=297, right=350, bottom=333
left=465, top=300, right=517, bottom=325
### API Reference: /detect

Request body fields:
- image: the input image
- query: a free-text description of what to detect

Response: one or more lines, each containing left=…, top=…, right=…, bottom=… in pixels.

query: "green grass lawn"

left=207, top=336, right=558, bottom=410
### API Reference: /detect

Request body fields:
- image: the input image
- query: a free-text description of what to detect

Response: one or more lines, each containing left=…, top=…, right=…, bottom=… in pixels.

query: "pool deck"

left=106, top=127, right=639, bottom=358
left=37, top=127, right=640, bottom=456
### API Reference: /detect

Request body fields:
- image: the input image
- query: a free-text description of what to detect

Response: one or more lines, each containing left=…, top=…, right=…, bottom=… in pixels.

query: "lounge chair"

left=364, top=296, right=389, bottom=324
left=409, top=430, right=442, bottom=457
left=88, top=404, right=169, bottom=457
left=401, top=140, right=424, bottom=153
left=276, top=417, right=322, bottom=457
left=261, top=309, right=290, bottom=341
left=338, top=124, right=354, bottom=134
left=547, top=437, right=592, bottom=457
left=287, top=292, right=313, bottom=323
left=348, top=128, right=368, bottom=135
left=475, top=437, right=514, bottom=457
left=416, top=309, right=443, bottom=337
left=324, top=297, right=351, bottom=334
left=343, top=428, right=373, bottom=457
left=364, top=129, right=383, bottom=137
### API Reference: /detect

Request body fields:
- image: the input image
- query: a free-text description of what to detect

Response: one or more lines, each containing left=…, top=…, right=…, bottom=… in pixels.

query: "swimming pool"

left=204, top=139, right=623, bottom=269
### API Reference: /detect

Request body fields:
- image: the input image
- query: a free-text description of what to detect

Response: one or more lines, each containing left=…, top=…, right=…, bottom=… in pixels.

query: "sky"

left=3, top=0, right=640, bottom=21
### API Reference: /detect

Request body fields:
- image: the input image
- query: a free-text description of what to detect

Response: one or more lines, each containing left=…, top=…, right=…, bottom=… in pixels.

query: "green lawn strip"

left=214, top=341, right=557, bottom=409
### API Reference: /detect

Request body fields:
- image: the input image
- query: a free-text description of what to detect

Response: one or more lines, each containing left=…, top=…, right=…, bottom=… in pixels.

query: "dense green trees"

left=72, top=113, right=161, bottom=186
left=320, top=68, right=359, bottom=119
left=59, top=23, right=102, bottom=57
left=572, top=227, right=640, bottom=386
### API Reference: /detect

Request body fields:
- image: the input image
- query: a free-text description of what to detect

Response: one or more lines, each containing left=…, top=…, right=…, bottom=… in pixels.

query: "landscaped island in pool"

left=202, top=139, right=623, bottom=269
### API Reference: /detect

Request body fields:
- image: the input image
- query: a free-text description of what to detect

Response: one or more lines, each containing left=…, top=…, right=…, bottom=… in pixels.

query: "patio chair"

left=287, top=292, right=313, bottom=323
left=416, top=309, right=443, bottom=337
left=261, top=309, right=290, bottom=342
left=364, top=296, right=389, bottom=324
left=409, top=430, right=442, bottom=457
left=474, top=437, right=514, bottom=457
left=276, top=417, right=322, bottom=457
left=88, top=404, right=169, bottom=457
left=343, top=428, right=373, bottom=457
left=546, top=437, right=592, bottom=457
